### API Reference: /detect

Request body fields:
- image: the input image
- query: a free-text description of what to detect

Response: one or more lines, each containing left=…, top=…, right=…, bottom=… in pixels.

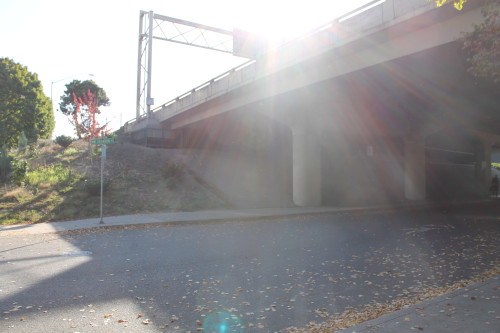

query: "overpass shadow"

left=1, top=209, right=499, bottom=332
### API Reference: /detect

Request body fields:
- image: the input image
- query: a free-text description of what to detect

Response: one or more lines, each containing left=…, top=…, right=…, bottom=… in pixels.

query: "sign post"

left=99, top=144, right=106, bottom=224
left=91, top=137, right=115, bottom=224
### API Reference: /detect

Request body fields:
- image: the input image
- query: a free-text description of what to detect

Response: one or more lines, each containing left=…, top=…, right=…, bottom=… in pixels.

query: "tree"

left=71, top=88, right=109, bottom=139
left=436, top=0, right=499, bottom=84
left=58, top=80, right=110, bottom=139
left=436, top=0, right=469, bottom=10
left=461, top=1, right=499, bottom=83
left=0, top=58, right=54, bottom=148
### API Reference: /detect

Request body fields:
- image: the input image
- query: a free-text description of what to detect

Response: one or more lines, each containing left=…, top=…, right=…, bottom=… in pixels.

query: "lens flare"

left=202, top=311, right=243, bottom=333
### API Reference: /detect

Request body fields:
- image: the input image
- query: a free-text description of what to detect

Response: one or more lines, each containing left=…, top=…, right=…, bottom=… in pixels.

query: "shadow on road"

left=1, top=203, right=499, bottom=332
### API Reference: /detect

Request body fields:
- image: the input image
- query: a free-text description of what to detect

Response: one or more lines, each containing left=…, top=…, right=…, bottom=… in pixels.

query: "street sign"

left=91, top=137, right=115, bottom=145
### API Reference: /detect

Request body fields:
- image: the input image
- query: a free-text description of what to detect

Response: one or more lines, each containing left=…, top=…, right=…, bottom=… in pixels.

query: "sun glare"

left=233, top=0, right=374, bottom=44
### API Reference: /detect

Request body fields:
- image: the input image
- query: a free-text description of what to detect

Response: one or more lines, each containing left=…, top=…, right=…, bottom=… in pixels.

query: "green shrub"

left=55, top=135, right=74, bottom=148
left=493, top=163, right=500, bottom=171
left=11, top=159, right=29, bottom=186
left=84, top=178, right=111, bottom=196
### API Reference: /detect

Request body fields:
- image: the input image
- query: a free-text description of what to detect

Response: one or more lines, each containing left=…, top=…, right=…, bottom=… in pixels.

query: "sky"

left=0, top=0, right=373, bottom=138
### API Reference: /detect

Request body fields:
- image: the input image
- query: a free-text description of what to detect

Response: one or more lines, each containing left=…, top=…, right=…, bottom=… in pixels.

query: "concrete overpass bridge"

left=124, top=0, right=500, bottom=207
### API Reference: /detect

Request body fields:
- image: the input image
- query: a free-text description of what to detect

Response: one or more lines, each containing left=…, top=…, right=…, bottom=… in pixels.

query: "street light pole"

left=50, top=73, right=94, bottom=110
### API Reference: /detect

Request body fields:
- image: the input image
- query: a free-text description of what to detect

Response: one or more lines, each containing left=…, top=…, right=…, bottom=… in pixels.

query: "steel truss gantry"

left=136, top=11, right=234, bottom=120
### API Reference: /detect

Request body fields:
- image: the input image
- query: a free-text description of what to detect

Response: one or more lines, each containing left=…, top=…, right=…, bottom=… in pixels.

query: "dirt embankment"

left=0, top=141, right=231, bottom=224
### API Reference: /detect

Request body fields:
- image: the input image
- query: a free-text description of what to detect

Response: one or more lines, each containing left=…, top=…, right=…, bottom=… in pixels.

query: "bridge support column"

left=475, top=141, right=492, bottom=196
left=484, top=144, right=492, bottom=196
left=404, top=139, right=426, bottom=201
left=292, top=124, right=322, bottom=207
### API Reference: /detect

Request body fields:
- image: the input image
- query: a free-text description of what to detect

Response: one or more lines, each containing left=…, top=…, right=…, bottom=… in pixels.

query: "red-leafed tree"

left=70, top=89, right=109, bottom=139
left=59, top=80, right=110, bottom=139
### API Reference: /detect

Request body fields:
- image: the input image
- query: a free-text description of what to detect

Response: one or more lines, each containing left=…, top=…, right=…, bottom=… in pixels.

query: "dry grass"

left=0, top=140, right=229, bottom=225
left=0, top=186, right=33, bottom=203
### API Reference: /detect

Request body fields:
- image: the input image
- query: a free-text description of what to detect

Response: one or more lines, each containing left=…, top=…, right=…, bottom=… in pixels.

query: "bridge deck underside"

left=163, top=41, right=499, bottom=205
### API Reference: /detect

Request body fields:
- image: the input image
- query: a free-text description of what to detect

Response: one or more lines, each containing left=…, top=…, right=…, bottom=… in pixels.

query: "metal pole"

left=99, top=144, right=105, bottom=224
left=146, top=10, right=154, bottom=117
left=136, top=11, right=145, bottom=120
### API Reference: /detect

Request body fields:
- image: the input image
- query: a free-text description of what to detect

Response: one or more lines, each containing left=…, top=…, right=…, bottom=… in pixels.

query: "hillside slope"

left=0, top=140, right=228, bottom=225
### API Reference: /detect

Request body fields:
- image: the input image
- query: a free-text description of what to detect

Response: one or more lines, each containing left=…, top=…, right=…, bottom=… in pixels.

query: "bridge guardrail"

left=129, top=0, right=432, bottom=128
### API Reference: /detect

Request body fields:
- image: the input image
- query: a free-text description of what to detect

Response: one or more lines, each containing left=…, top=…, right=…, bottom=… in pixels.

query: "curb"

left=342, top=275, right=500, bottom=332
left=0, top=200, right=495, bottom=236
left=0, top=206, right=395, bottom=236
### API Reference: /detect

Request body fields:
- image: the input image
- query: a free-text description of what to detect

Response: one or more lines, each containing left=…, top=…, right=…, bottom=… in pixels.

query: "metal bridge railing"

left=126, top=0, right=432, bottom=131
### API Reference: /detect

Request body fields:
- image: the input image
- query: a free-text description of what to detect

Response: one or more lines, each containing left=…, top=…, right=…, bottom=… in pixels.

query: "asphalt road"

left=1, top=210, right=499, bottom=332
